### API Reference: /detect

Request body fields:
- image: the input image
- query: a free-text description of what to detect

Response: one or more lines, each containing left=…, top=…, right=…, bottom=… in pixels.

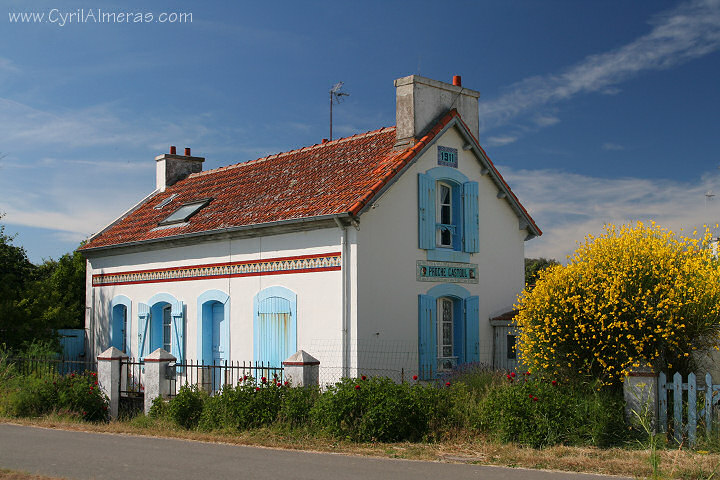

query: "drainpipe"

left=333, top=215, right=349, bottom=377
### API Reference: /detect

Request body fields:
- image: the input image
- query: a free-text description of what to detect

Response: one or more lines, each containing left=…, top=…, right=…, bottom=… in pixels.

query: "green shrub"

left=476, top=374, right=626, bottom=448
left=311, top=376, right=450, bottom=442
left=4, top=371, right=108, bottom=421
left=167, top=384, right=206, bottom=429
left=148, top=395, right=168, bottom=418
left=198, top=377, right=284, bottom=431
left=278, top=385, right=318, bottom=428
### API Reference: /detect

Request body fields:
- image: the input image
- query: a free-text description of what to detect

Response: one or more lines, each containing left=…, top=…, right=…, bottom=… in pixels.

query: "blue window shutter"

left=464, top=296, right=480, bottom=363
left=418, top=173, right=436, bottom=250
left=418, top=294, right=437, bottom=379
left=171, top=301, right=185, bottom=368
left=138, top=303, right=150, bottom=360
left=463, top=181, right=479, bottom=253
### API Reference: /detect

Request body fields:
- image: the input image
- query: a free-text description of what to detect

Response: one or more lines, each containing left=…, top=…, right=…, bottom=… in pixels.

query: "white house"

left=79, top=74, right=541, bottom=382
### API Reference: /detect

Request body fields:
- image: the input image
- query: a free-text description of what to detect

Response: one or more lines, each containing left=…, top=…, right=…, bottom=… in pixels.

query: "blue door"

left=257, top=296, right=292, bottom=368
left=211, top=302, right=226, bottom=391
left=212, top=302, right=226, bottom=364
left=111, top=304, right=127, bottom=353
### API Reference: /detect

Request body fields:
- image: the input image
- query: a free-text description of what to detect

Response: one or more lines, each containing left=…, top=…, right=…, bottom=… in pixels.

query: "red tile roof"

left=80, top=110, right=540, bottom=251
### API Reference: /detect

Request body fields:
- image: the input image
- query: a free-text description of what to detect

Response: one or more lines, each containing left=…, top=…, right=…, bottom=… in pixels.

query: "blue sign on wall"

left=437, top=146, right=458, bottom=168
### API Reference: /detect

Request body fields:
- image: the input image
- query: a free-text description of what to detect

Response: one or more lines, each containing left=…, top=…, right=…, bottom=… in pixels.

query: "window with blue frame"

left=418, top=286, right=479, bottom=379
left=418, top=168, right=479, bottom=261
left=137, top=294, right=185, bottom=365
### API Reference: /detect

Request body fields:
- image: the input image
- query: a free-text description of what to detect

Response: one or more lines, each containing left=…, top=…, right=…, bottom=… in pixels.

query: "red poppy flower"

left=529, top=394, right=533, bottom=399
left=533, top=397, right=538, bottom=401
left=243, top=375, right=247, bottom=381
left=526, top=371, right=531, bottom=376
left=361, top=375, right=367, bottom=381
left=284, top=381, right=289, bottom=386
left=510, top=372, right=516, bottom=378
left=255, top=387, right=260, bottom=391
left=445, top=382, right=451, bottom=387
left=355, top=384, right=360, bottom=390
left=551, top=380, right=557, bottom=386
left=276, top=382, right=281, bottom=387
left=412, top=375, right=418, bottom=381
left=261, top=377, right=267, bottom=383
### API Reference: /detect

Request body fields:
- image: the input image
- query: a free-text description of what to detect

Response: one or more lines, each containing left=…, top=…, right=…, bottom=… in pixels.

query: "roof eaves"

left=451, top=115, right=542, bottom=238
left=79, top=212, right=353, bottom=256
left=77, top=189, right=161, bottom=252
left=348, top=109, right=461, bottom=216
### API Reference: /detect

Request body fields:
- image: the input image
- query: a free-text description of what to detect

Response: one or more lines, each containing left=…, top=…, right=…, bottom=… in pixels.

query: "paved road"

left=0, top=424, right=629, bottom=480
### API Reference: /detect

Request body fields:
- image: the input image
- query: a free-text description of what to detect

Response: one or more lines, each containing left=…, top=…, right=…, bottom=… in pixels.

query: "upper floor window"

left=437, top=183, right=454, bottom=248
left=418, top=169, right=479, bottom=258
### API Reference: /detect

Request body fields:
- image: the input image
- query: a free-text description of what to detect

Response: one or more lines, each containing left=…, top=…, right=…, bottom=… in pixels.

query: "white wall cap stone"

left=98, top=346, right=128, bottom=361
left=283, top=350, right=320, bottom=366
left=144, top=348, right=176, bottom=362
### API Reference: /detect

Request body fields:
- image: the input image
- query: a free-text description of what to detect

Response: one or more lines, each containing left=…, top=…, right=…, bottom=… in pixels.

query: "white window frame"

left=436, top=182, right=454, bottom=248
left=437, top=297, right=457, bottom=371
left=162, top=305, right=172, bottom=352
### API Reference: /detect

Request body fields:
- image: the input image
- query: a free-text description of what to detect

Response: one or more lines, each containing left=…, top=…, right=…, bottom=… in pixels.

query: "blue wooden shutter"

left=171, top=301, right=185, bottom=368
left=464, top=296, right=480, bottom=363
left=418, top=173, right=436, bottom=250
left=418, top=294, right=437, bottom=379
left=463, top=181, right=479, bottom=253
left=138, top=303, right=150, bottom=360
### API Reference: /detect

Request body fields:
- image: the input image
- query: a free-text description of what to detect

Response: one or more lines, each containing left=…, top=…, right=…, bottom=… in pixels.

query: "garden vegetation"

left=515, top=221, right=720, bottom=387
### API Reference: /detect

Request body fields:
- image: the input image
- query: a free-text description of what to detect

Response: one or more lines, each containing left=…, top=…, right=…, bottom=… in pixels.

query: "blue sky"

left=2, top=0, right=719, bottom=263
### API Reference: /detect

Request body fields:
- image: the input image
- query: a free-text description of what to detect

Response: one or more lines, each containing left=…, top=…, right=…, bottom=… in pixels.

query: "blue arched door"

left=253, top=287, right=297, bottom=368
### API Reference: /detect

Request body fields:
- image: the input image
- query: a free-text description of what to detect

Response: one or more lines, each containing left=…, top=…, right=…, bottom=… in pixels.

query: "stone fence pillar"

left=97, top=347, right=127, bottom=420
left=283, top=350, right=320, bottom=387
left=144, top=348, right=176, bottom=415
left=624, top=364, right=658, bottom=429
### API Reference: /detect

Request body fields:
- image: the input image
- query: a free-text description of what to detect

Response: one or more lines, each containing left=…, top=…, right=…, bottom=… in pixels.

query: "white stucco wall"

left=354, top=126, right=527, bottom=375
left=85, top=228, right=344, bottom=368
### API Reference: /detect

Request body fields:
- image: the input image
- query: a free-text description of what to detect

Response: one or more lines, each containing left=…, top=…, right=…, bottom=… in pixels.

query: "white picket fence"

left=658, top=372, right=720, bottom=447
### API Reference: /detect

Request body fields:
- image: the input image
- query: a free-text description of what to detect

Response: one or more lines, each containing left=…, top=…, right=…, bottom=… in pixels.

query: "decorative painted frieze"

left=416, top=260, right=478, bottom=284
left=93, top=252, right=341, bottom=287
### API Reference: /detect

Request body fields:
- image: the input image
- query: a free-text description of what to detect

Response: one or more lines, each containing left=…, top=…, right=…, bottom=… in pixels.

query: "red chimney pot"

left=184, top=147, right=191, bottom=156
left=322, top=139, right=329, bottom=144
left=170, top=146, right=176, bottom=154
left=452, top=75, right=462, bottom=87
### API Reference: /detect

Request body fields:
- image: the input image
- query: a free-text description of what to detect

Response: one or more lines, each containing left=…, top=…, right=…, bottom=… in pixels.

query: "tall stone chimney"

left=394, top=75, right=480, bottom=148
left=155, top=146, right=205, bottom=192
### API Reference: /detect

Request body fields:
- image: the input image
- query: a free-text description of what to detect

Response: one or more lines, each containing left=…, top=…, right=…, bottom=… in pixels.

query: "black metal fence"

left=7, top=356, right=97, bottom=377
left=119, top=358, right=144, bottom=418
left=168, top=360, right=284, bottom=397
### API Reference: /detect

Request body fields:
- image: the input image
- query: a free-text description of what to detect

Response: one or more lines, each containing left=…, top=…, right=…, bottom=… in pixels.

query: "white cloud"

left=602, top=142, right=625, bottom=151
left=533, top=114, right=560, bottom=127
left=486, top=135, right=518, bottom=147
left=503, top=166, right=720, bottom=262
left=479, top=0, right=720, bottom=131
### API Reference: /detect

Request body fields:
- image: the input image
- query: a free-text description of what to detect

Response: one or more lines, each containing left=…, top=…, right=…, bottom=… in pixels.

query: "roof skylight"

left=159, top=199, right=211, bottom=225
left=154, top=194, right=177, bottom=210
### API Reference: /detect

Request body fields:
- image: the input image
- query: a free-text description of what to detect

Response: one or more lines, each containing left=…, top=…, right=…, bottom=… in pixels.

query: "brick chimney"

left=394, top=75, right=480, bottom=148
left=155, top=146, right=205, bottom=192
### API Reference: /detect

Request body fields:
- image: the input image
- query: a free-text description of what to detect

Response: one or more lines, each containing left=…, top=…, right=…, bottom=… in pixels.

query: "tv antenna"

left=329, top=81, right=349, bottom=141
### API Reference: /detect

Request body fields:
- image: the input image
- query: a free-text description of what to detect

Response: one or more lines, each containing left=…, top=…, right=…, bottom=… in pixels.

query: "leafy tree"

left=0, top=216, right=37, bottom=349
left=514, top=222, right=720, bottom=387
left=524, top=257, right=560, bottom=285
left=0, top=214, right=86, bottom=351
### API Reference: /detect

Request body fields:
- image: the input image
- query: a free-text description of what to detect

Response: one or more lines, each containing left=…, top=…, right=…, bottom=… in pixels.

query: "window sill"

left=427, top=248, right=470, bottom=263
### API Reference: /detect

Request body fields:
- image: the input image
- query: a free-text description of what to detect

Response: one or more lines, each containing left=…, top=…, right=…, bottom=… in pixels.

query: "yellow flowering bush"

left=514, top=222, right=720, bottom=387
